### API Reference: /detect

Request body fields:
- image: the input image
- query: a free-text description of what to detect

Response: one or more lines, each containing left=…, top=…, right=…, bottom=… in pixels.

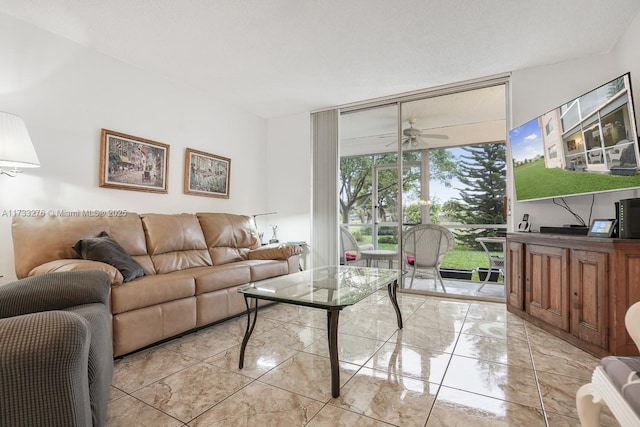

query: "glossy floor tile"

left=107, top=292, right=604, bottom=426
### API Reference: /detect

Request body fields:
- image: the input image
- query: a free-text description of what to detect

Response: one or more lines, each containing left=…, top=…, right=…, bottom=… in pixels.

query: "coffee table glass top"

left=238, top=265, right=399, bottom=309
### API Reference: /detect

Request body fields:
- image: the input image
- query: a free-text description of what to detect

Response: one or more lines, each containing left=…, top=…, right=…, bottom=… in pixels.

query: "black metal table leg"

left=327, top=309, right=341, bottom=398
left=388, top=279, right=403, bottom=329
left=239, top=295, right=258, bottom=369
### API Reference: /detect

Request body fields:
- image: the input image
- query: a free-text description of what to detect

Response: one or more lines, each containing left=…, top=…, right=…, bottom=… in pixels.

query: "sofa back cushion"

left=141, top=213, right=212, bottom=273
left=197, top=213, right=260, bottom=265
left=12, top=212, right=152, bottom=279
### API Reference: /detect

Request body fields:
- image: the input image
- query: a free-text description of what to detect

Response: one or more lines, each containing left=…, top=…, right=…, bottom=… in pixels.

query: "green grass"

left=514, top=158, right=640, bottom=200
left=440, top=247, right=493, bottom=269
left=441, top=247, right=503, bottom=282
left=376, top=243, right=503, bottom=282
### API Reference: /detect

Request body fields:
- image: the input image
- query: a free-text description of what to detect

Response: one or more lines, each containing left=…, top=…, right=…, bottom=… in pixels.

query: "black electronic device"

left=614, top=201, right=620, bottom=237
left=587, top=219, right=617, bottom=237
left=517, top=214, right=531, bottom=232
left=539, top=226, right=589, bottom=235
left=619, top=198, right=640, bottom=238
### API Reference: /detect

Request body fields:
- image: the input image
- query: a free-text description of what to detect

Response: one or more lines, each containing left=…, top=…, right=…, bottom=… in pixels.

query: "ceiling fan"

left=387, top=117, right=449, bottom=148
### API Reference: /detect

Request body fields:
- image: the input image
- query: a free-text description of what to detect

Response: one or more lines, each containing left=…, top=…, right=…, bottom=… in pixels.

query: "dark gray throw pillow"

left=73, top=231, right=145, bottom=282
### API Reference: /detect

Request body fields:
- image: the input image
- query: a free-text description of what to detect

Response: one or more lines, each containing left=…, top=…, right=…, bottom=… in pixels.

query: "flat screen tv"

left=509, top=73, right=640, bottom=202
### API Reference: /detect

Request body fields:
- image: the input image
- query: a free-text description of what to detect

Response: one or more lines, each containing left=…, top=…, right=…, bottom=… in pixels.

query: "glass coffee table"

left=238, top=265, right=402, bottom=398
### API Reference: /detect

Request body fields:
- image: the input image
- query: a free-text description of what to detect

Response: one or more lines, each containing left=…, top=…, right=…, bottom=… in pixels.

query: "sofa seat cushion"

left=238, top=259, right=290, bottom=282
left=111, top=271, right=196, bottom=314
left=601, top=356, right=640, bottom=417
left=190, top=264, right=251, bottom=295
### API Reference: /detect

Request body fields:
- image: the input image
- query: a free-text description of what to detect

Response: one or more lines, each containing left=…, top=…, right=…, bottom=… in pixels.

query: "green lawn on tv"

left=514, top=158, right=640, bottom=201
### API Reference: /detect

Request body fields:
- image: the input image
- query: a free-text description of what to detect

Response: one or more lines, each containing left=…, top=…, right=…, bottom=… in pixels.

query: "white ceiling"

left=0, top=0, right=639, bottom=120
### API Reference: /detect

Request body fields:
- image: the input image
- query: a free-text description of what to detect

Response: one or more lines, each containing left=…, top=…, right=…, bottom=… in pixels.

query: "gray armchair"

left=0, top=270, right=113, bottom=427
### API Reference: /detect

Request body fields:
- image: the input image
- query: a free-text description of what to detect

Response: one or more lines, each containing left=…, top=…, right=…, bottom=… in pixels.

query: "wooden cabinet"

left=506, top=241, right=524, bottom=309
left=570, top=249, right=608, bottom=349
left=526, top=244, right=569, bottom=332
left=507, top=232, right=640, bottom=357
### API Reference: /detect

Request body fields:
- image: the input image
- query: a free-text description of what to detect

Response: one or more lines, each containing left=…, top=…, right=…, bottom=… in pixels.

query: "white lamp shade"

left=0, top=112, right=40, bottom=168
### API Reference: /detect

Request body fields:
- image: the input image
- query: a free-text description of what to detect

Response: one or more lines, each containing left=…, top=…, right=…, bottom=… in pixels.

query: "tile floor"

left=106, top=291, right=618, bottom=426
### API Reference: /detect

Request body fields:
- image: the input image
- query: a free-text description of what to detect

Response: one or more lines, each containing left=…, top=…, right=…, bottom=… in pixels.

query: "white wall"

left=264, top=112, right=311, bottom=241
left=264, top=112, right=312, bottom=267
left=509, top=11, right=640, bottom=230
left=0, top=14, right=269, bottom=282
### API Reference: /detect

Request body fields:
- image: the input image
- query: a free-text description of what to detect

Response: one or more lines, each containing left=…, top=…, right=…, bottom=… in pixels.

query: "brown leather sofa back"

left=196, top=213, right=260, bottom=265
left=12, top=213, right=152, bottom=279
left=141, top=213, right=212, bottom=274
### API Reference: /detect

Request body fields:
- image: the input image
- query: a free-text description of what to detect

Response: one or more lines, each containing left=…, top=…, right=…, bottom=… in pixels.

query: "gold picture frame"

left=184, top=148, right=231, bottom=199
left=99, top=129, right=169, bottom=193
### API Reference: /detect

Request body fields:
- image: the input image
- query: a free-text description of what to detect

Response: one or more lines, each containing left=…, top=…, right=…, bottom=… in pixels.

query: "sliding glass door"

left=339, top=105, right=398, bottom=252
left=337, top=80, right=509, bottom=300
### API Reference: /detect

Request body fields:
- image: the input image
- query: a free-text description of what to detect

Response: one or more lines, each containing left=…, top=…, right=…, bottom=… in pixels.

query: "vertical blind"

left=310, top=109, right=339, bottom=269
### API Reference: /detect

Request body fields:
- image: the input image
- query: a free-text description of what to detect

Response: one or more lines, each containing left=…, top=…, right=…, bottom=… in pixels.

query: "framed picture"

left=100, top=129, right=169, bottom=193
left=184, top=148, right=231, bottom=198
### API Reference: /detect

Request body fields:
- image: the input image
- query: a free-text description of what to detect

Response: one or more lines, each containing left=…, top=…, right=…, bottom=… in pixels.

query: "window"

left=545, top=118, right=554, bottom=136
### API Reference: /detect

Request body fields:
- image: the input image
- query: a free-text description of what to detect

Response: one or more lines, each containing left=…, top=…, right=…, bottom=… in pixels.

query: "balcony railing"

left=343, top=222, right=507, bottom=281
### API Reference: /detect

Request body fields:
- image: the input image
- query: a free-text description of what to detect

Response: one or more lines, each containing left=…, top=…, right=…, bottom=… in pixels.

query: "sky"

left=429, top=179, right=462, bottom=204
left=428, top=147, right=464, bottom=203
left=508, top=117, right=545, bottom=163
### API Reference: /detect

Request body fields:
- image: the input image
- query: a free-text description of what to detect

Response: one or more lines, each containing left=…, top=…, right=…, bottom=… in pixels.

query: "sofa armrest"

left=248, top=243, right=303, bottom=260
left=0, top=270, right=112, bottom=319
left=0, top=310, right=93, bottom=426
left=29, top=259, right=124, bottom=285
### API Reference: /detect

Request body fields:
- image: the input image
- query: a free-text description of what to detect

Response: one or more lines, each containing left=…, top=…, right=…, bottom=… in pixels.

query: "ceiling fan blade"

left=385, top=139, right=400, bottom=146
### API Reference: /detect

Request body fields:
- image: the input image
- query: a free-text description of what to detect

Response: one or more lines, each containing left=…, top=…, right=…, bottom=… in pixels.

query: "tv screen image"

left=510, top=73, right=640, bottom=201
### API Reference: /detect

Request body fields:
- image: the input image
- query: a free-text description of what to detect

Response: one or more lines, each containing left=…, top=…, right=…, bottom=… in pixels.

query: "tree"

left=442, top=199, right=467, bottom=222
left=454, top=143, right=506, bottom=248
left=398, top=149, right=458, bottom=223
left=427, top=197, right=442, bottom=224
left=404, top=203, right=421, bottom=224
left=339, top=149, right=457, bottom=225
left=428, top=149, right=458, bottom=186
left=339, top=157, right=373, bottom=224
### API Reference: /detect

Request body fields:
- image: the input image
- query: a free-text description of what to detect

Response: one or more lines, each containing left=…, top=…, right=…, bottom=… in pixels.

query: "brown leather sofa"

left=12, top=212, right=302, bottom=357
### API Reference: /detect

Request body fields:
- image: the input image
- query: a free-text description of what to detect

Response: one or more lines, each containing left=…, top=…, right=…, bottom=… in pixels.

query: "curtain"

left=310, top=109, right=339, bottom=268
